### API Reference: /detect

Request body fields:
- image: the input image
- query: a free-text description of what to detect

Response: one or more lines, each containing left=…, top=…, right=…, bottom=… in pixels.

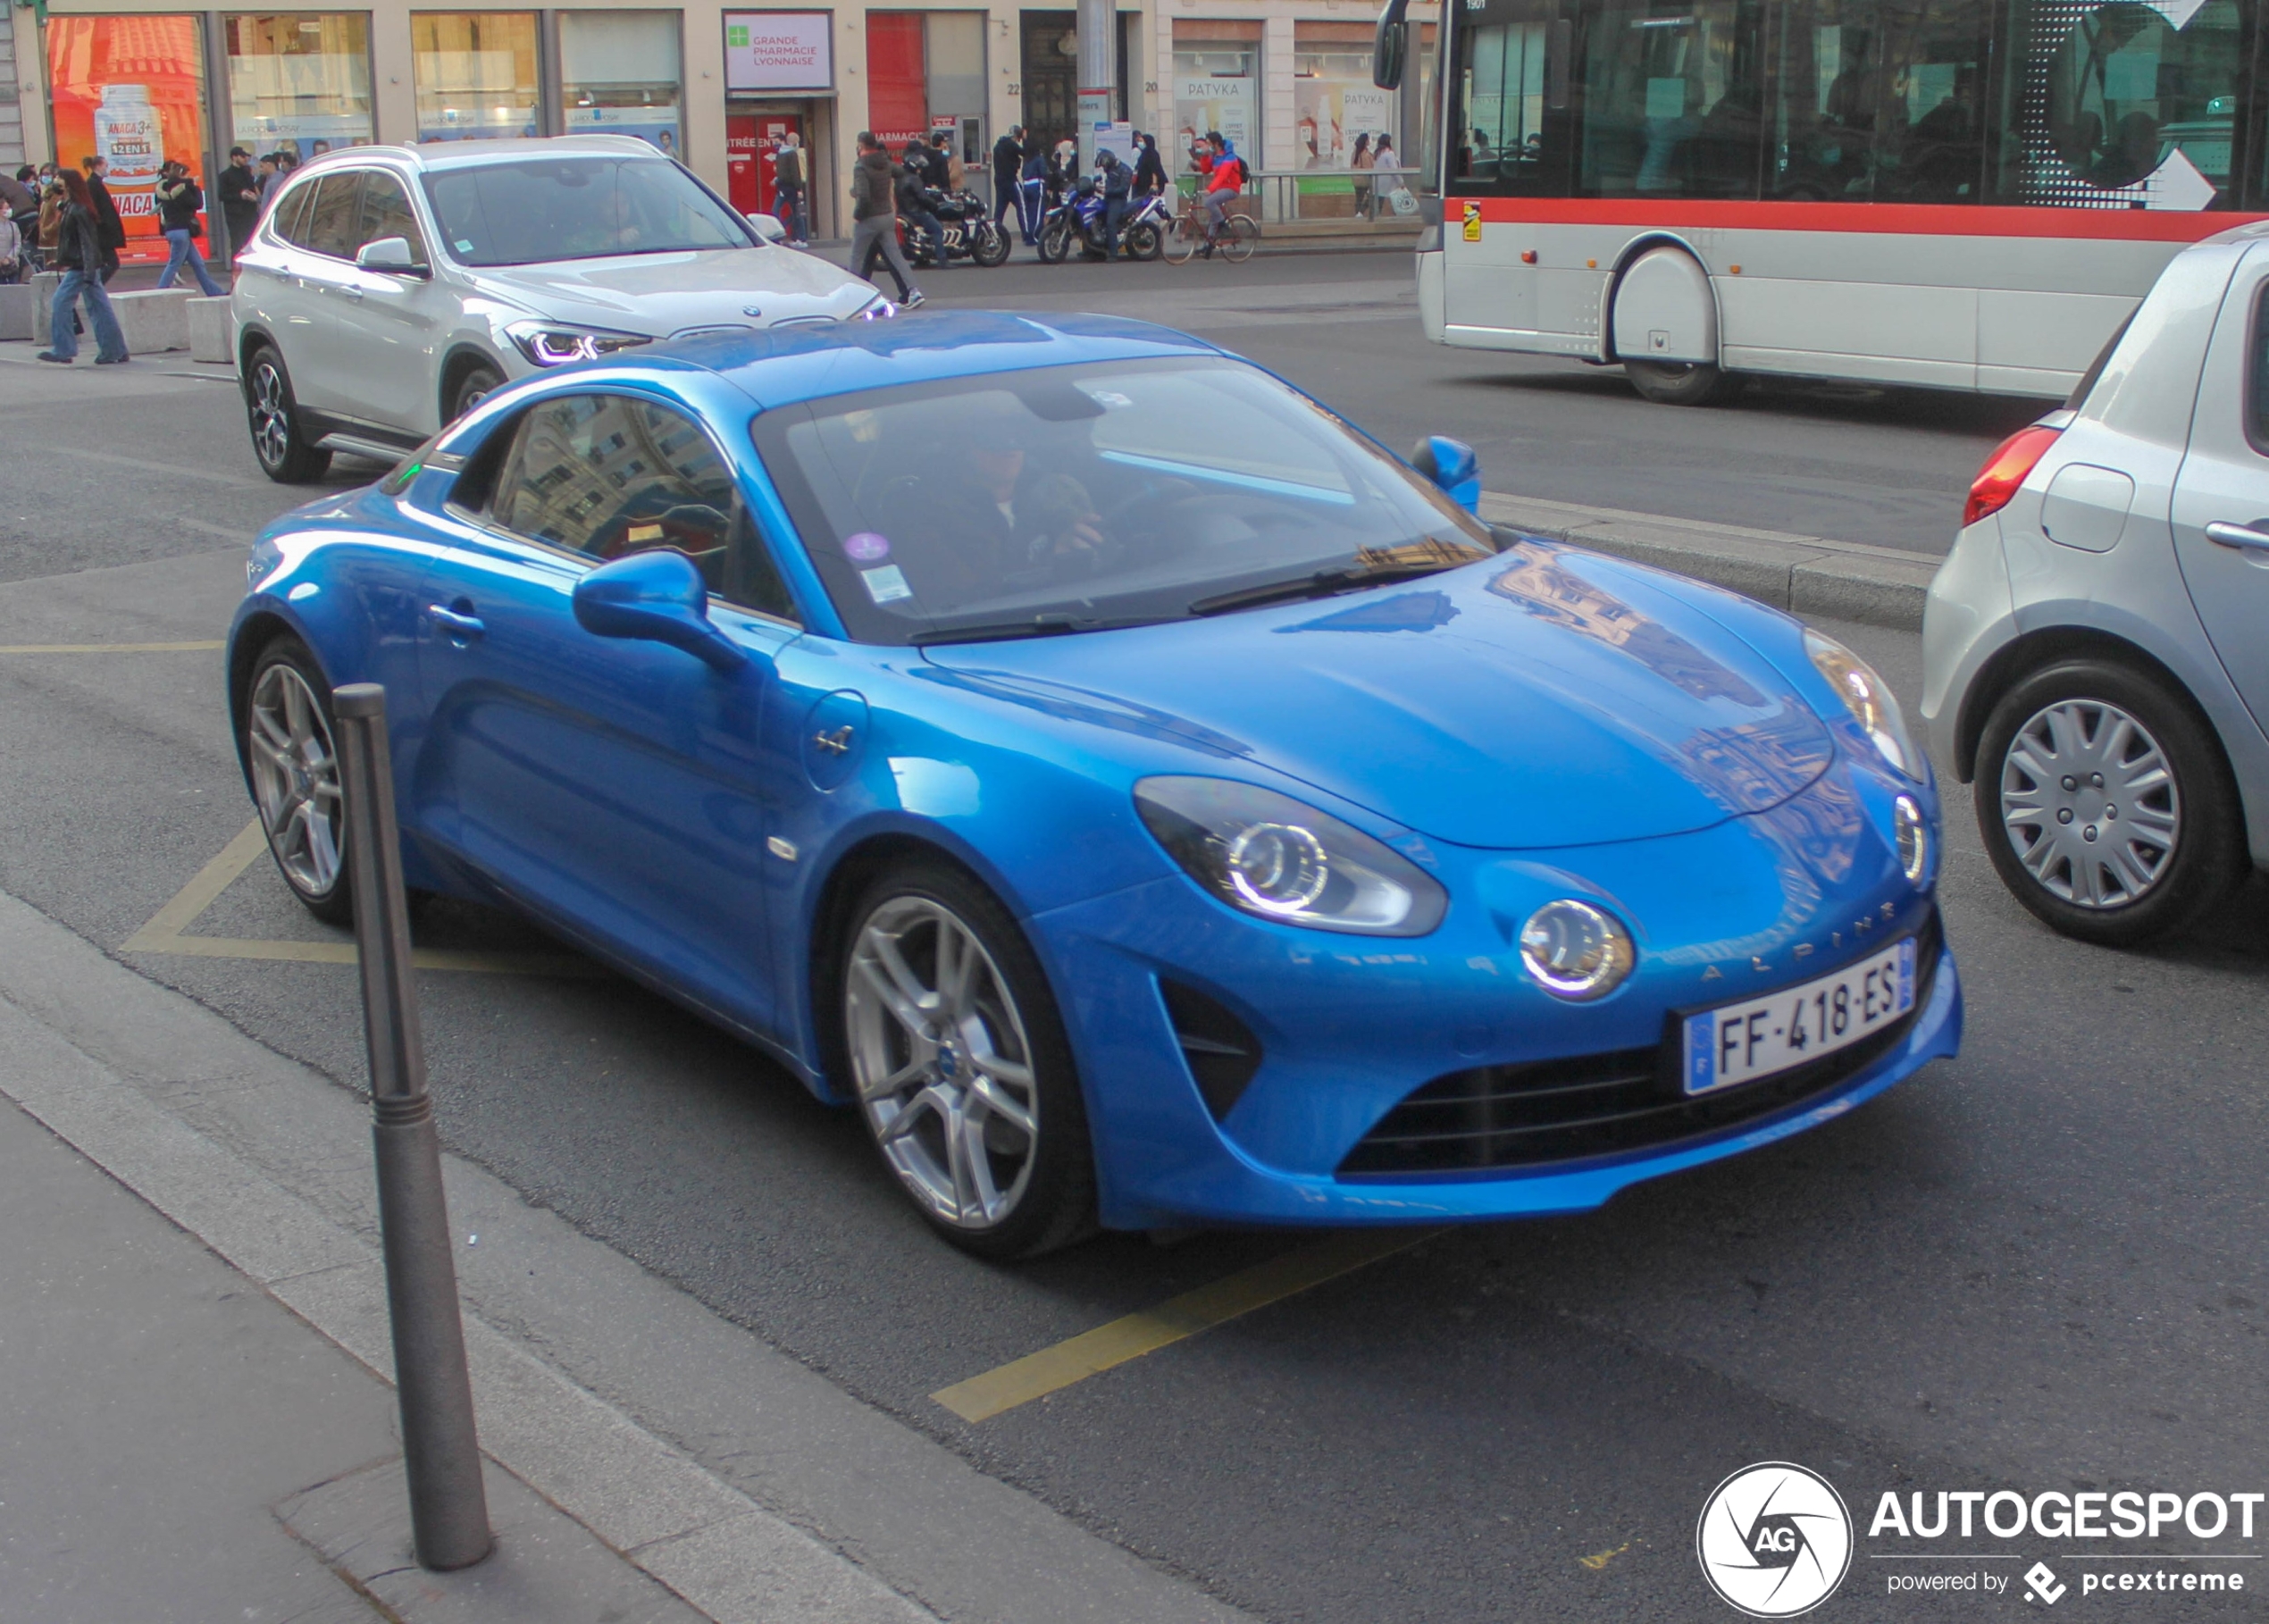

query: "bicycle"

left=1161, top=191, right=1258, bottom=265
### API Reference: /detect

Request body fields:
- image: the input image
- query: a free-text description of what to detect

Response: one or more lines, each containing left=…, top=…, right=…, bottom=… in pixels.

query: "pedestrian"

left=848, top=130, right=924, bottom=308
left=1049, top=139, right=1078, bottom=205
left=0, top=207, right=20, bottom=285
left=153, top=159, right=225, bottom=296
left=1351, top=133, right=1376, bottom=220
left=81, top=156, right=126, bottom=284
left=772, top=132, right=808, bottom=245
left=1133, top=131, right=1168, bottom=198
left=1374, top=134, right=1399, bottom=200
left=37, top=169, right=130, bottom=366
left=218, top=146, right=261, bottom=262
left=898, top=140, right=944, bottom=264
left=992, top=125, right=1025, bottom=236
left=256, top=153, right=286, bottom=213
left=0, top=166, right=31, bottom=219
left=1096, top=146, right=1131, bottom=260
left=1017, top=145, right=1049, bottom=246
left=931, top=130, right=967, bottom=195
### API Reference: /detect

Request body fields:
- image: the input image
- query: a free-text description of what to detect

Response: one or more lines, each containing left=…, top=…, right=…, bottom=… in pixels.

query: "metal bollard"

left=332, top=682, right=493, bottom=1572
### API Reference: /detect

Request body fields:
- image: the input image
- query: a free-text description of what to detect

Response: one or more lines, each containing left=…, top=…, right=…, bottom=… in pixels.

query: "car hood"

left=468, top=247, right=877, bottom=333
left=920, top=542, right=1838, bottom=850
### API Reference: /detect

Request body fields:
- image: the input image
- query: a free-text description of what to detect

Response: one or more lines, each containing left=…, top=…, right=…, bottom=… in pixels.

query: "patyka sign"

left=724, top=13, right=833, bottom=92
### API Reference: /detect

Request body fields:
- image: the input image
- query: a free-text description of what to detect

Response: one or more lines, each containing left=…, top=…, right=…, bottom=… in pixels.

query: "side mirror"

left=572, top=549, right=749, bottom=672
left=745, top=211, right=788, bottom=245
left=356, top=235, right=423, bottom=274
left=1411, top=435, right=1481, bottom=514
left=1373, top=0, right=1411, bottom=89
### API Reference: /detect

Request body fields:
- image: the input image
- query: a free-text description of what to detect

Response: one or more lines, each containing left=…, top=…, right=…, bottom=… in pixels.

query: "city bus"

left=1371, top=0, right=2268, bottom=403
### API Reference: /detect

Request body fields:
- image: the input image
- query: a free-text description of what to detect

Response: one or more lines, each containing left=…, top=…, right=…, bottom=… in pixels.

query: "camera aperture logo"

left=1698, top=1462, right=1855, bottom=1617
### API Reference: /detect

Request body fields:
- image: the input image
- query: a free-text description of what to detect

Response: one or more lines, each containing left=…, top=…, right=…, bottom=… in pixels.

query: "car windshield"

left=421, top=156, right=752, bottom=267
left=752, top=356, right=1496, bottom=644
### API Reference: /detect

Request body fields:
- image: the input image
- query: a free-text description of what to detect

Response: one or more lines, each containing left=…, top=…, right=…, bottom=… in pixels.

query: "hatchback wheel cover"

left=847, top=897, right=1039, bottom=1228
left=250, top=362, right=292, bottom=468
left=247, top=663, right=344, bottom=896
left=1999, top=698, right=2180, bottom=908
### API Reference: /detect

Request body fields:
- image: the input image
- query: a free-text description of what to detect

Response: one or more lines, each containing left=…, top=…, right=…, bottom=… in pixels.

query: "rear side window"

left=300, top=172, right=364, bottom=260
left=488, top=394, right=798, bottom=621
left=2067, top=313, right=2135, bottom=412
left=2249, top=287, right=2269, bottom=456
left=272, top=180, right=319, bottom=247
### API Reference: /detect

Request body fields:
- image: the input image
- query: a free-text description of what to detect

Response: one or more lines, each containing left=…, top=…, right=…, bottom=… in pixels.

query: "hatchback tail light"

left=1963, top=424, right=2063, bottom=528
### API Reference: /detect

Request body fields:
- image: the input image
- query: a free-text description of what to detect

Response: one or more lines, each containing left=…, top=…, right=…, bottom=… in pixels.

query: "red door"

left=728, top=113, right=808, bottom=218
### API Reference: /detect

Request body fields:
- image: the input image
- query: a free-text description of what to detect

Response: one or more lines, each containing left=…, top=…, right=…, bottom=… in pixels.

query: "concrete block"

left=0, top=282, right=31, bottom=341
left=187, top=295, right=233, bottom=364
left=110, top=287, right=193, bottom=354
left=29, top=271, right=59, bottom=346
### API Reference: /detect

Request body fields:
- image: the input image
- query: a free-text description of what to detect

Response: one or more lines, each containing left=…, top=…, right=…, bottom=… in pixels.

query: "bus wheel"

left=1625, top=359, right=1730, bottom=406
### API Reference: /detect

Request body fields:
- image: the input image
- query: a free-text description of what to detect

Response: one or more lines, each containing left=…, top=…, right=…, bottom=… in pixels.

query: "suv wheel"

left=448, top=362, right=503, bottom=422
left=1974, top=657, right=2243, bottom=946
left=245, top=345, right=332, bottom=483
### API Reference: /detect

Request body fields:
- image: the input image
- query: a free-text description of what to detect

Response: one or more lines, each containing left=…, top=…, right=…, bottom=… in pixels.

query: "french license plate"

left=1683, top=937, right=1916, bottom=1097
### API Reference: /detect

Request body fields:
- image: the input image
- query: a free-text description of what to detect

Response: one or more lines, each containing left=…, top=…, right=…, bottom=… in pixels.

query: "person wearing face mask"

left=154, top=159, right=225, bottom=296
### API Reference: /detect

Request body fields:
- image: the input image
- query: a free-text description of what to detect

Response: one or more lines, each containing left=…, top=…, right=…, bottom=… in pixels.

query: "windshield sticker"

left=454, top=239, right=474, bottom=253
left=1083, top=389, right=1134, bottom=410
left=843, top=531, right=892, bottom=564
left=861, top=564, right=913, bottom=604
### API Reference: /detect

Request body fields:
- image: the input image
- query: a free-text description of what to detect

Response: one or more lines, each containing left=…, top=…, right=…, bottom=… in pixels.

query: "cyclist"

left=1200, top=132, right=1246, bottom=257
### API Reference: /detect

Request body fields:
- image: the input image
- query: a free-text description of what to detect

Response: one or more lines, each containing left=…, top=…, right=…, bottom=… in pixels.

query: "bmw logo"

left=742, top=306, right=764, bottom=318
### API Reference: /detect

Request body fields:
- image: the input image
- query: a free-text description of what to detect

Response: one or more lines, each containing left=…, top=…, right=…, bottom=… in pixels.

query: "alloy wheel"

left=250, top=359, right=293, bottom=471
left=846, top=895, right=1040, bottom=1229
left=1999, top=697, right=2180, bottom=909
left=247, top=660, right=344, bottom=898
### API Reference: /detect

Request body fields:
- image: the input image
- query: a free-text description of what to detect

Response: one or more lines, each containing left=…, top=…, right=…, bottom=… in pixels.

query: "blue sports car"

left=229, top=313, right=1961, bottom=1257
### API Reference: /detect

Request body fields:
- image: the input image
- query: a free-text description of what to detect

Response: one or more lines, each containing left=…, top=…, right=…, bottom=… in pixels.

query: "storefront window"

left=225, top=15, right=374, bottom=162
left=560, top=12, right=683, bottom=155
left=46, top=15, right=213, bottom=248
left=413, top=13, right=540, bottom=142
left=1175, top=23, right=1261, bottom=173
left=1294, top=25, right=1394, bottom=171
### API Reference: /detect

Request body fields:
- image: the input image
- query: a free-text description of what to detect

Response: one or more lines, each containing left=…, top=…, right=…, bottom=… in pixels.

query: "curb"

left=1480, top=492, right=1939, bottom=632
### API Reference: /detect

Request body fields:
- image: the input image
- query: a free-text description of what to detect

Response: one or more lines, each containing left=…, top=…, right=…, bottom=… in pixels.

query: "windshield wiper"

left=1187, top=559, right=1467, bottom=618
left=911, top=613, right=1162, bottom=647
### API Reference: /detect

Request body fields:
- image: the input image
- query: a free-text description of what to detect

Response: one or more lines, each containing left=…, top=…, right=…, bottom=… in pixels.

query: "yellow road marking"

left=0, top=640, right=226, bottom=654
left=931, top=1226, right=1444, bottom=1423
left=123, top=817, right=598, bottom=976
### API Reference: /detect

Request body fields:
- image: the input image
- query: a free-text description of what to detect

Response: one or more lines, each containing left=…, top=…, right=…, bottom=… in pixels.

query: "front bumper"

left=1031, top=764, right=1961, bottom=1230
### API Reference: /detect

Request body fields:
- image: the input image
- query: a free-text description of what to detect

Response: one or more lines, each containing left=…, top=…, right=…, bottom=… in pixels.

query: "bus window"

left=1767, top=0, right=1989, bottom=203
left=1579, top=0, right=1767, bottom=197
left=1449, top=0, right=1571, bottom=193
left=2041, top=1, right=2240, bottom=196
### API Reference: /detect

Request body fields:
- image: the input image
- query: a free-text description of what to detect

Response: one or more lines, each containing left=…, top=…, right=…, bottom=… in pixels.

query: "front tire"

left=970, top=221, right=1010, bottom=267
left=1973, top=658, right=2243, bottom=946
left=245, top=344, right=331, bottom=484
left=1038, top=217, right=1075, bottom=264
left=838, top=860, right=1096, bottom=1258
left=1624, top=358, right=1729, bottom=406
left=448, top=362, right=503, bottom=423
left=244, top=635, right=352, bottom=925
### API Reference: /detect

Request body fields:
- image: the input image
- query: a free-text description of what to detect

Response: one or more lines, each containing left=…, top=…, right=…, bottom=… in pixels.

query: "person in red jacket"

left=1201, top=132, right=1245, bottom=255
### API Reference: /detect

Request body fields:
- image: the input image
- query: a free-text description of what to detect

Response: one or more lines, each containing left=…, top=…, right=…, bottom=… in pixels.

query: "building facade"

left=7, top=0, right=1435, bottom=249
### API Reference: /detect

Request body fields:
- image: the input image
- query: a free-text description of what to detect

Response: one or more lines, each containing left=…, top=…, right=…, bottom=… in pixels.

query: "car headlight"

left=1519, top=900, right=1635, bottom=1000
left=852, top=294, right=899, bottom=322
left=504, top=320, right=654, bottom=366
left=1134, top=777, right=1446, bottom=936
left=1805, top=629, right=1920, bottom=779
left=1893, top=794, right=1929, bottom=885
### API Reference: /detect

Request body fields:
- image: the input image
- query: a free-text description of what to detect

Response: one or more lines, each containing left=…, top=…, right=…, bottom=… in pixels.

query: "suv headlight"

left=504, top=320, right=654, bottom=366
left=852, top=293, right=899, bottom=322
left=1805, top=629, right=1920, bottom=779
left=1134, top=777, right=1446, bottom=936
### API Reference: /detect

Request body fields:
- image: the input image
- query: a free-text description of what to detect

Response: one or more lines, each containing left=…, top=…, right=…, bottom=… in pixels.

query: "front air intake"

left=1160, top=981, right=1262, bottom=1121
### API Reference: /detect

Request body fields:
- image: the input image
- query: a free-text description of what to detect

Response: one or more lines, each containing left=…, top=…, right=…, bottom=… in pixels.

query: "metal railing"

left=1176, top=167, right=1424, bottom=226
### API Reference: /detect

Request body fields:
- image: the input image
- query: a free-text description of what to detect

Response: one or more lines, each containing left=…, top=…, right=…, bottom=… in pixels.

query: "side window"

left=301, top=172, right=364, bottom=260
left=488, top=395, right=799, bottom=621
left=2250, top=289, right=2269, bottom=453
left=1579, top=0, right=1767, bottom=199
left=272, top=180, right=319, bottom=247
left=356, top=172, right=431, bottom=268
left=1767, top=0, right=1989, bottom=204
left=1448, top=0, right=1573, bottom=195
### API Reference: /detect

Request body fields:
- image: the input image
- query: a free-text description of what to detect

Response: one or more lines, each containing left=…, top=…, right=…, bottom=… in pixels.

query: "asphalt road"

left=0, top=262, right=2262, bottom=1623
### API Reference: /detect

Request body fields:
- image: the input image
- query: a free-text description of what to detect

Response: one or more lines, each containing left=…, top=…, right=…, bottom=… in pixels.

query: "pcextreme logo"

left=1697, top=1461, right=1855, bottom=1618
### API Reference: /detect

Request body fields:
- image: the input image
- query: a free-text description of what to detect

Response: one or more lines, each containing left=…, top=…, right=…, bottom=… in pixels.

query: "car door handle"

left=426, top=604, right=485, bottom=639
left=2206, top=521, right=2269, bottom=551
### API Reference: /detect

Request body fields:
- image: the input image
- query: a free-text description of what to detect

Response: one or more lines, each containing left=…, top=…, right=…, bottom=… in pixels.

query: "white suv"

left=234, top=135, right=886, bottom=483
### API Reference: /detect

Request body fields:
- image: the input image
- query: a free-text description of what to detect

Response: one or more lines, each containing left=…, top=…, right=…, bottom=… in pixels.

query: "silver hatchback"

left=232, top=135, right=886, bottom=482
left=1924, top=222, right=2269, bottom=946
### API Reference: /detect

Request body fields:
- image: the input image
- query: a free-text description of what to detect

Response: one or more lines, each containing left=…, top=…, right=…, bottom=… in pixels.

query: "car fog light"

left=1894, top=795, right=1929, bottom=885
left=1520, top=900, right=1635, bottom=1000
left=1226, top=821, right=1330, bottom=913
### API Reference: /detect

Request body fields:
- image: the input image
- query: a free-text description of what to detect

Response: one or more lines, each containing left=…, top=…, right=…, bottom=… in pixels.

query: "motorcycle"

left=901, top=187, right=1010, bottom=269
left=1037, top=178, right=1165, bottom=264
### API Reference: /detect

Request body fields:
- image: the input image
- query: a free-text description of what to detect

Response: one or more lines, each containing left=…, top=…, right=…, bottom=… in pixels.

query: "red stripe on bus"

left=1461, top=197, right=2268, bottom=242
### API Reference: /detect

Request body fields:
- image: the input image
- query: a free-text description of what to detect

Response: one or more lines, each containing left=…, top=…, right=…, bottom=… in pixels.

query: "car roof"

left=657, top=311, right=1232, bottom=409
left=286, top=135, right=666, bottom=178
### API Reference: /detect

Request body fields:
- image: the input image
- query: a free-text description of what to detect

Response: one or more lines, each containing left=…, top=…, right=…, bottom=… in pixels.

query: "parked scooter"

left=1037, top=177, right=1164, bottom=264
left=902, top=187, right=1010, bottom=269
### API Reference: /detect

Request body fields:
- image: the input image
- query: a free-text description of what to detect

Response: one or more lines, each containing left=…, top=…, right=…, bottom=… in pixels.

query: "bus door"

left=1444, top=0, right=1576, bottom=338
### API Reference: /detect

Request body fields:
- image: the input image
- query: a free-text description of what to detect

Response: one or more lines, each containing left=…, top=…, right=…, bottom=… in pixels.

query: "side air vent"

left=1160, top=981, right=1263, bottom=1121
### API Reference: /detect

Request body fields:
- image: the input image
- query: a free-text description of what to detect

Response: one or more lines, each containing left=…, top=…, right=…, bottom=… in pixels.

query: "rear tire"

left=244, top=344, right=331, bottom=484
left=1972, top=657, right=2243, bottom=947
left=1219, top=213, right=1259, bottom=264
left=1624, top=358, right=1729, bottom=406
left=1125, top=222, right=1160, bottom=262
